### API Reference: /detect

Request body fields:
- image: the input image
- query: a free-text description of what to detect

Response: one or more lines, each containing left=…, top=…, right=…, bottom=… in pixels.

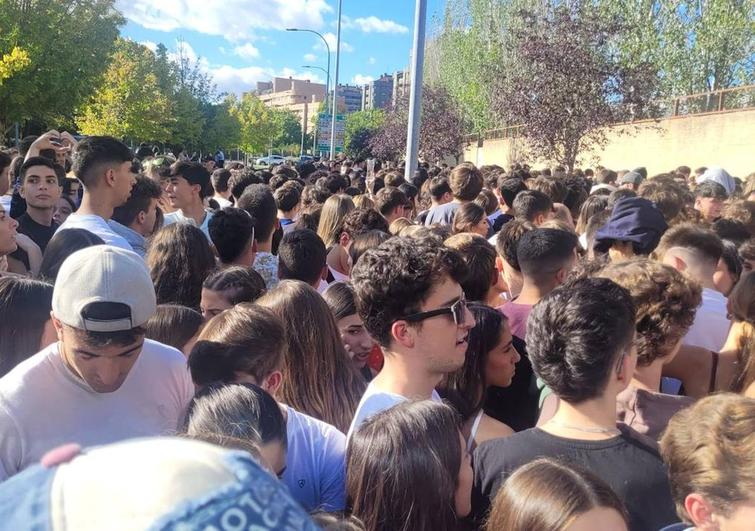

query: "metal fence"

left=469, top=85, right=755, bottom=143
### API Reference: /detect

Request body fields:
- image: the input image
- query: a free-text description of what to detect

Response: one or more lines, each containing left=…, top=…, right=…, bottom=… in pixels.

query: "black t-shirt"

left=9, top=213, right=59, bottom=269
left=471, top=426, right=678, bottom=531
left=489, top=211, right=513, bottom=234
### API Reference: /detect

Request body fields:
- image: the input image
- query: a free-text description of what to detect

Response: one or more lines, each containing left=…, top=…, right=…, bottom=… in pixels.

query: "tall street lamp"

left=303, top=65, right=332, bottom=157
left=330, top=0, right=343, bottom=160
left=287, top=28, right=332, bottom=157
left=285, top=31, right=330, bottom=110
left=404, top=0, right=427, bottom=182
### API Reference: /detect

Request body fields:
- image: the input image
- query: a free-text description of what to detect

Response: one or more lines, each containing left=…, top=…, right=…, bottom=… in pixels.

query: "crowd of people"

left=0, top=131, right=753, bottom=531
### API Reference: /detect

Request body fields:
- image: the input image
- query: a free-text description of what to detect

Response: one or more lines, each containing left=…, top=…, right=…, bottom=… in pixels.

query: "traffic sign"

left=317, top=113, right=345, bottom=153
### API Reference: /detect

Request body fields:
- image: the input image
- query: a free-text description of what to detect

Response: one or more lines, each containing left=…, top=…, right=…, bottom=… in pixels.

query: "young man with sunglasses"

left=471, top=278, right=677, bottom=531
left=348, top=237, right=474, bottom=438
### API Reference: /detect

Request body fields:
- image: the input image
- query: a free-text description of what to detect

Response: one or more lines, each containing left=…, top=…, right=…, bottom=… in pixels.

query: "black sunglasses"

left=401, top=296, right=468, bottom=326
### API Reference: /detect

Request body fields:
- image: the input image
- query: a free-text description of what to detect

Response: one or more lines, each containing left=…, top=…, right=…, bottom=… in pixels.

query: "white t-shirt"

left=0, top=339, right=193, bottom=480
left=0, top=195, right=11, bottom=213
left=347, top=382, right=442, bottom=439
left=683, top=287, right=730, bottom=351
left=283, top=406, right=346, bottom=512
left=163, top=209, right=214, bottom=240
left=57, top=213, right=133, bottom=251
left=213, top=196, right=232, bottom=209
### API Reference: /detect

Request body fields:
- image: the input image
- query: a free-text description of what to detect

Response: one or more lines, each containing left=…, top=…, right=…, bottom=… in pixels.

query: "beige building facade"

left=256, top=77, right=326, bottom=135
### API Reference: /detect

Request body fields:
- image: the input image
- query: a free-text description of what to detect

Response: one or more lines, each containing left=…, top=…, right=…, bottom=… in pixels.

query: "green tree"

left=490, top=3, right=658, bottom=170
left=602, top=0, right=754, bottom=97
left=344, top=109, right=384, bottom=159
left=426, top=0, right=509, bottom=137
left=231, top=93, right=277, bottom=155
left=202, top=95, right=241, bottom=152
left=0, top=47, right=30, bottom=86
left=271, top=109, right=302, bottom=150
left=0, top=0, right=123, bottom=136
left=76, top=39, right=172, bottom=142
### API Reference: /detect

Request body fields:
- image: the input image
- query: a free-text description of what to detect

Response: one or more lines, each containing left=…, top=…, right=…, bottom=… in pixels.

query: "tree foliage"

left=231, top=93, right=279, bottom=155
left=76, top=39, right=172, bottom=141
left=490, top=4, right=658, bottom=170
left=344, top=109, right=384, bottom=159
left=0, top=0, right=123, bottom=137
left=426, top=0, right=511, bottom=136
left=202, top=95, right=241, bottom=151
left=0, top=47, right=30, bottom=86
left=272, top=109, right=303, bottom=149
left=601, top=0, right=754, bottom=96
left=370, top=87, right=465, bottom=162
left=429, top=0, right=753, bottom=166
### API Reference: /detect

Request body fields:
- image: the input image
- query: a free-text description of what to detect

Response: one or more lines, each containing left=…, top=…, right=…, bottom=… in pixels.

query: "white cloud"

left=368, top=56, right=376, bottom=65
left=346, top=16, right=408, bottom=34
left=352, top=74, right=374, bottom=85
left=315, top=32, right=354, bottom=53
left=233, top=43, right=260, bottom=60
left=303, top=53, right=317, bottom=62
left=140, top=40, right=158, bottom=52
left=116, top=0, right=332, bottom=41
left=168, top=40, right=210, bottom=69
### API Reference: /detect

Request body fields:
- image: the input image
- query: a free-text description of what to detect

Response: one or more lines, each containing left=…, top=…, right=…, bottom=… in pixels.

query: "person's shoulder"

left=349, top=390, right=405, bottom=433
left=162, top=211, right=181, bottom=224
left=617, top=423, right=662, bottom=457
left=477, top=427, right=541, bottom=453
left=700, top=287, right=728, bottom=310
left=0, top=345, right=57, bottom=397
left=358, top=388, right=404, bottom=412
left=137, top=339, right=189, bottom=370
left=287, top=407, right=346, bottom=444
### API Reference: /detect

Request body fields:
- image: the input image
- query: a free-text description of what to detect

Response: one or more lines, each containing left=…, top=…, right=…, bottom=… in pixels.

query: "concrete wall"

left=463, top=109, right=755, bottom=177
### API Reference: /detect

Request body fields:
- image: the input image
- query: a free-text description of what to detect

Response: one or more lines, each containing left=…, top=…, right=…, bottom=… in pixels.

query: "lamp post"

left=287, top=28, right=332, bottom=158
left=303, top=65, right=332, bottom=157
left=330, top=0, right=343, bottom=160
left=404, top=0, right=428, bottom=183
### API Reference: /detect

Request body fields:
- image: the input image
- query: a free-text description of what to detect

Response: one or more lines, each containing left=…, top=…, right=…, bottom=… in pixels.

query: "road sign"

left=317, top=113, right=345, bottom=153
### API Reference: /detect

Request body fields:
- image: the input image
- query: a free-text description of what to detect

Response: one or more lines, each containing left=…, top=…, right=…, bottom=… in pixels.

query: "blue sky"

left=118, top=0, right=447, bottom=97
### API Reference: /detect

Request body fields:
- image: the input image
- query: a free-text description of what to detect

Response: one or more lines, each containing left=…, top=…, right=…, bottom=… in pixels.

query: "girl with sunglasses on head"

left=438, top=303, right=520, bottom=452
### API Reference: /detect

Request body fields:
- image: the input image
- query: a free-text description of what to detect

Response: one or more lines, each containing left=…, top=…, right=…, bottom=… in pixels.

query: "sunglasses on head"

left=400, top=296, right=468, bottom=326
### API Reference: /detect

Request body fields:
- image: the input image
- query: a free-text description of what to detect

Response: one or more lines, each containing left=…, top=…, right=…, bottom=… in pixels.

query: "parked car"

left=256, top=155, right=285, bottom=166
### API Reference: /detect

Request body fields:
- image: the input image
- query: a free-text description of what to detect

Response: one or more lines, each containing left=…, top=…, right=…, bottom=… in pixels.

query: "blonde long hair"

left=256, top=280, right=366, bottom=432
left=317, top=194, right=355, bottom=248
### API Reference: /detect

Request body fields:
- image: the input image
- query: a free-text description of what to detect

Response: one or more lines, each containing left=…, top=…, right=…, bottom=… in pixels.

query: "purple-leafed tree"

left=370, top=86, right=466, bottom=163
left=491, top=3, right=658, bottom=171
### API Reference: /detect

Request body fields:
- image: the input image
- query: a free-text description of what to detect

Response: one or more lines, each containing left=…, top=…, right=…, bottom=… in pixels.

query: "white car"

left=256, top=155, right=285, bottom=166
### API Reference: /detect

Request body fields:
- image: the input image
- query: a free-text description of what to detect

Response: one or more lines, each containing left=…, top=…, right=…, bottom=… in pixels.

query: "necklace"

left=547, top=419, right=621, bottom=435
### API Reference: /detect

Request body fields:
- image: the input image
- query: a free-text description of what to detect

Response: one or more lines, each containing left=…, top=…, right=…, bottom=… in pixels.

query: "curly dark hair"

left=526, top=277, right=635, bottom=403
left=351, top=236, right=468, bottom=347
left=597, top=259, right=702, bottom=367
left=341, top=208, right=389, bottom=240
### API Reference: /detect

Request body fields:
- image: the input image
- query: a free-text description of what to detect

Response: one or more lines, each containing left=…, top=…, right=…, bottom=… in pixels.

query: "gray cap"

left=619, top=171, right=644, bottom=186
left=52, top=245, right=156, bottom=332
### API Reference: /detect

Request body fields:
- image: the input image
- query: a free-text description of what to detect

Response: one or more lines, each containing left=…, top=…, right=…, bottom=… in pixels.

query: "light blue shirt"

left=283, top=406, right=346, bottom=513
left=108, top=220, right=146, bottom=258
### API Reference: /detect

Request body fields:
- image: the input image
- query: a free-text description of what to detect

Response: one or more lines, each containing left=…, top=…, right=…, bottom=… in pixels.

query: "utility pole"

left=330, top=0, right=343, bottom=160
left=404, top=0, right=427, bottom=183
